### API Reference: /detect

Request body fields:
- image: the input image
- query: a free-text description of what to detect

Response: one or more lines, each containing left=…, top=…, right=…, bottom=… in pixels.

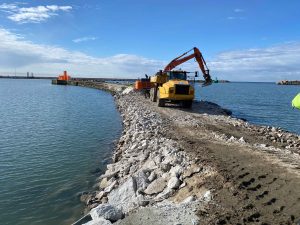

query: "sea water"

left=195, top=82, right=300, bottom=134
left=0, top=79, right=122, bottom=225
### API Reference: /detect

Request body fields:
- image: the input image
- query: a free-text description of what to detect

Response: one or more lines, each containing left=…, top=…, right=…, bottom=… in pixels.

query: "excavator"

left=149, top=47, right=212, bottom=108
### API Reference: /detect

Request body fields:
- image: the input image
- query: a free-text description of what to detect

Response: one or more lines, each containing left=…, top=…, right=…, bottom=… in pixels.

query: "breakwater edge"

left=64, top=81, right=300, bottom=225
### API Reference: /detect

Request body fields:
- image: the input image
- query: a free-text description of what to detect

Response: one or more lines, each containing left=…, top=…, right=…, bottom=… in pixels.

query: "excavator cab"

left=168, top=71, right=187, bottom=80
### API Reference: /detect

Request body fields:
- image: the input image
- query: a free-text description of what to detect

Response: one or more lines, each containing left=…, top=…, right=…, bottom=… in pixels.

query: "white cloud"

left=208, top=42, right=300, bottom=81
left=0, top=3, right=18, bottom=10
left=0, top=3, right=72, bottom=23
left=0, top=28, right=163, bottom=78
left=227, top=16, right=244, bottom=20
left=73, top=36, right=98, bottom=43
left=159, top=43, right=300, bottom=82
left=234, top=8, right=244, bottom=13
left=0, top=28, right=300, bottom=81
left=227, top=8, right=245, bottom=20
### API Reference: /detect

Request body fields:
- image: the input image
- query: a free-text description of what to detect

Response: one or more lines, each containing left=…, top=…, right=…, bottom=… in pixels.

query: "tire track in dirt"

left=145, top=98, right=300, bottom=225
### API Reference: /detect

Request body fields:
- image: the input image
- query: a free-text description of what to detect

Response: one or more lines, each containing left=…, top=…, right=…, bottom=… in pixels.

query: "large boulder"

left=134, top=171, right=150, bottom=192
left=99, top=177, right=109, bottom=189
left=148, top=171, right=157, bottom=182
left=90, top=204, right=123, bottom=222
left=108, top=177, right=137, bottom=213
left=167, top=176, right=181, bottom=189
left=144, top=177, right=167, bottom=195
left=182, top=164, right=202, bottom=179
left=104, top=180, right=117, bottom=193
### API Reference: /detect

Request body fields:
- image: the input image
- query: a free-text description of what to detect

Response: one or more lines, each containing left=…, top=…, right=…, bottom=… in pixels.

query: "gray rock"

left=123, top=165, right=130, bottom=175
left=182, top=164, right=202, bottom=179
left=179, top=182, right=186, bottom=189
left=101, top=197, right=108, bottom=203
left=169, top=165, right=183, bottom=177
left=153, top=155, right=163, bottom=164
left=99, top=171, right=118, bottom=180
left=140, top=152, right=150, bottom=161
left=99, top=178, right=108, bottom=189
left=201, top=190, right=212, bottom=202
left=148, top=171, right=157, bottom=182
left=95, top=191, right=105, bottom=200
left=136, top=194, right=150, bottom=206
left=129, top=164, right=138, bottom=174
left=108, top=177, right=137, bottom=212
left=104, top=180, right=117, bottom=193
left=90, top=204, right=123, bottom=222
left=155, top=187, right=175, bottom=200
left=161, top=163, right=171, bottom=172
left=228, top=136, right=236, bottom=142
left=142, top=159, right=157, bottom=170
left=167, top=176, right=181, bottom=189
left=134, top=171, right=150, bottom=191
left=83, top=217, right=112, bottom=225
left=182, top=195, right=197, bottom=204
left=130, top=143, right=137, bottom=150
left=144, top=177, right=167, bottom=195
left=239, top=137, right=245, bottom=143
left=141, top=140, right=148, bottom=148
left=270, top=136, right=276, bottom=141
left=80, top=193, right=91, bottom=203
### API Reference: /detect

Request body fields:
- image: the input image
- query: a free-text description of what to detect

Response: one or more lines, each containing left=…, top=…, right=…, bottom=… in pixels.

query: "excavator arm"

left=163, top=47, right=212, bottom=86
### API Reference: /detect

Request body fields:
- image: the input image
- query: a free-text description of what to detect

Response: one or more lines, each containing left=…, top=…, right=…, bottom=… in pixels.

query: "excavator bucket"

left=292, top=93, right=300, bottom=110
left=202, top=75, right=213, bottom=87
left=202, top=80, right=213, bottom=87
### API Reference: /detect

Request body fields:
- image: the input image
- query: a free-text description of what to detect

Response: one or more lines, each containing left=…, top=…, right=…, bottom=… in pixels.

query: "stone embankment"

left=70, top=81, right=300, bottom=225
left=78, top=89, right=215, bottom=225
left=67, top=80, right=126, bottom=93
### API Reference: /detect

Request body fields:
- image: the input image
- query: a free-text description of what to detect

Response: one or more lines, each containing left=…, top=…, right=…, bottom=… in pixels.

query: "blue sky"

left=0, top=0, right=300, bottom=81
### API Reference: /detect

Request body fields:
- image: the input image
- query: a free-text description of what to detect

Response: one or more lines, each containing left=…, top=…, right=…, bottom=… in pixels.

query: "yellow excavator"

left=149, top=47, right=212, bottom=108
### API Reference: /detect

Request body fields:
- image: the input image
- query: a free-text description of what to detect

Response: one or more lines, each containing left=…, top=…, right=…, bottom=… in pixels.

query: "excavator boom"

left=163, top=47, right=212, bottom=86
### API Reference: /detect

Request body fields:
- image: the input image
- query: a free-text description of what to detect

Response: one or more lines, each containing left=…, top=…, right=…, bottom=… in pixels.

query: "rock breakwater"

left=79, top=89, right=214, bottom=225
left=72, top=81, right=300, bottom=225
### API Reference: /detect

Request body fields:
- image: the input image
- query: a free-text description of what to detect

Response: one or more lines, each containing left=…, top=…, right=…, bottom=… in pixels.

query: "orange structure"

left=135, top=78, right=153, bottom=90
left=58, top=71, right=71, bottom=81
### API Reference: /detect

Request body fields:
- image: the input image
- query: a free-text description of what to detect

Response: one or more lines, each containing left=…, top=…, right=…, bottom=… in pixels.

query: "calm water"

left=195, top=82, right=300, bottom=135
left=0, top=79, right=122, bottom=225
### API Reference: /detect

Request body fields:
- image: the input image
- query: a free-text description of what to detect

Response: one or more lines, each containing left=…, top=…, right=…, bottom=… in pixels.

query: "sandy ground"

left=141, top=96, right=300, bottom=225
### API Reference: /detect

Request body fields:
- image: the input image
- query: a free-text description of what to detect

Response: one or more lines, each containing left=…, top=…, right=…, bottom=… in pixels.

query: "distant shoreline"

left=277, top=80, right=300, bottom=85
left=5, top=76, right=300, bottom=85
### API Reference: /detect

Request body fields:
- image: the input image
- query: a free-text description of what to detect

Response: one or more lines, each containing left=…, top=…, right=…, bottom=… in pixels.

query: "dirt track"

left=143, top=96, right=300, bottom=225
